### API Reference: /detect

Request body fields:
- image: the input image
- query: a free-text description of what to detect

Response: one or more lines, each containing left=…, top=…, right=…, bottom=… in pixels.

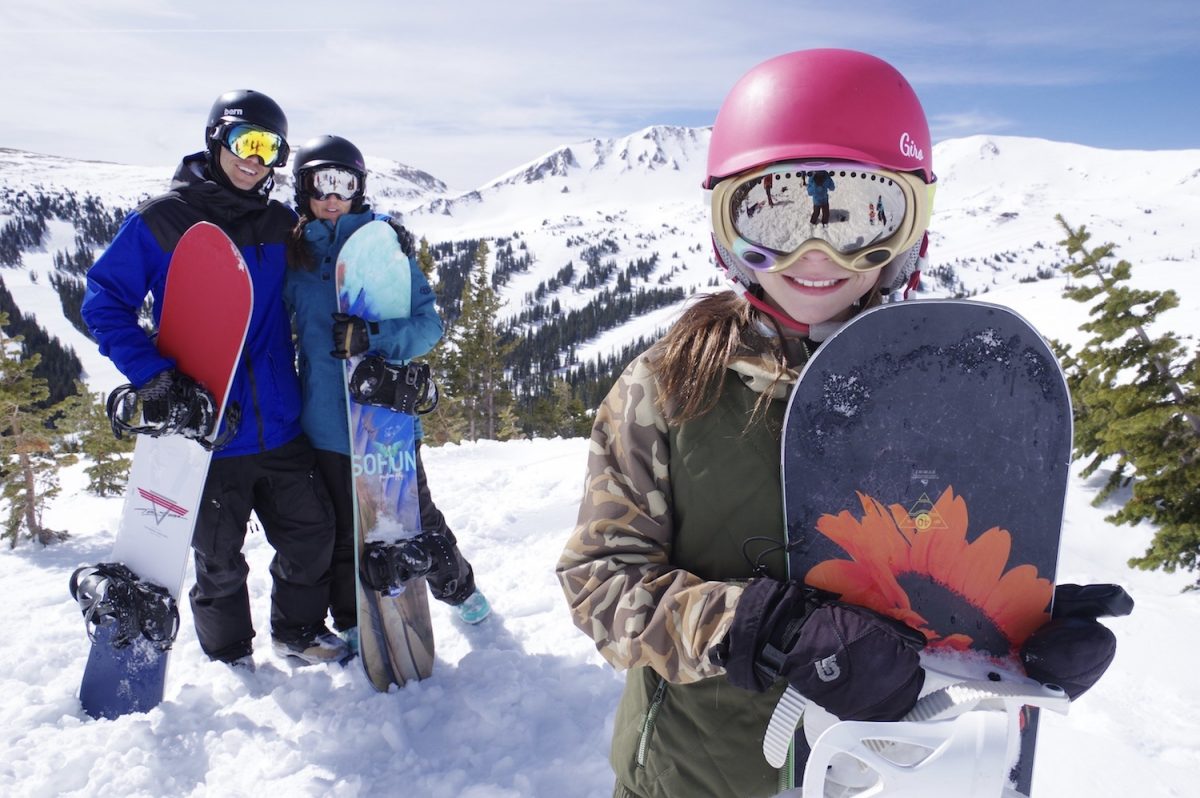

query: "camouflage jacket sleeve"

left=556, top=352, right=744, bottom=684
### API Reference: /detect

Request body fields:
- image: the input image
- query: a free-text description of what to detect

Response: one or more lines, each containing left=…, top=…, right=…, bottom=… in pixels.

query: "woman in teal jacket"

left=285, top=135, right=490, bottom=646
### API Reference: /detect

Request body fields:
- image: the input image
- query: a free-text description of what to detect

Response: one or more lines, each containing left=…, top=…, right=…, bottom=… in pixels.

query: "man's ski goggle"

left=215, top=123, right=288, bottom=168
left=710, top=160, right=935, bottom=274
left=303, top=167, right=363, bottom=201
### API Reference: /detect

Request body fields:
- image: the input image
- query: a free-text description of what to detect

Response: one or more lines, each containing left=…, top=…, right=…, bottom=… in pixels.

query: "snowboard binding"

left=69, top=562, right=180, bottom=651
left=359, top=533, right=458, bottom=594
left=348, top=356, right=439, bottom=415
left=106, top=377, right=240, bottom=451
left=360, top=538, right=434, bottom=594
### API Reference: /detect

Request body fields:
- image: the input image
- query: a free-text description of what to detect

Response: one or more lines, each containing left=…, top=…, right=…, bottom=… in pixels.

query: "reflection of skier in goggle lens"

left=303, top=167, right=362, bottom=201
left=710, top=160, right=935, bottom=275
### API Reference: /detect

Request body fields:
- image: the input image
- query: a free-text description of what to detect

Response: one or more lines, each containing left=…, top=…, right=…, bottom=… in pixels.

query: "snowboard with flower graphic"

left=782, top=299, right=1071, bottom=796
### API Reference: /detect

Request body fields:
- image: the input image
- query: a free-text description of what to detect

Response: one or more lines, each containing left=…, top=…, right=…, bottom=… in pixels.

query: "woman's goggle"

left=710, top=160, right=935, bottom=274
left=217, top=123, right=288, bottom=168
left=303, top=167, right=362, bottom=201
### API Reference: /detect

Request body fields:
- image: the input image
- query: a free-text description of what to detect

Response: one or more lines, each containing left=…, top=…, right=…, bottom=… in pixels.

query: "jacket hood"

left=171, top=151, right=275, bottom=217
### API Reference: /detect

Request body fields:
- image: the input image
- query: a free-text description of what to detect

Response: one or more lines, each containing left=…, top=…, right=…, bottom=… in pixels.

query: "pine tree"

left=1054, top=216, right=1200, bottom=586
left=410, top=236, right=466, bottom=444
left=528, top=377, right=591, bottom=438
left=417, top=237, right=437, bottom=282
left=58, top=383, right=133, bottom=496
left=0, top=314, right=71, bottom=547
left=448, top=240, right=514, bottom=440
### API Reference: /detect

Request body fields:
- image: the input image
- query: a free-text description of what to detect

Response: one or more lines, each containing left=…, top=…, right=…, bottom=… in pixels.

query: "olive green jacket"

left=557, top=344, right=800, bottom=797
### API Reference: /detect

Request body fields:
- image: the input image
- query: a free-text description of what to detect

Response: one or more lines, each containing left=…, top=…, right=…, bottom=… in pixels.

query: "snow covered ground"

left=2, top=269, right=1200, bottom=797
left=2, top=134, right=1199, bottom=796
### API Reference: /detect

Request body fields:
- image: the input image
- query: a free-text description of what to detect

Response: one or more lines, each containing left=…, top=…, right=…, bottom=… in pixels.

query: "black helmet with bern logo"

left=204, top=89, right=290, bottom=168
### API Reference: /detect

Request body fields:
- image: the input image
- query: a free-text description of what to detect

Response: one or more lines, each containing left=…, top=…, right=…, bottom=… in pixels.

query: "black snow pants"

left=190, top=435, right=335, bottom=662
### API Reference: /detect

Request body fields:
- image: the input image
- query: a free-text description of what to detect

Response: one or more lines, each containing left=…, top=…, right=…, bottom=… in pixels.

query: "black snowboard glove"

left=386, top=218, right=415, bottom=256
left=331, top=313, right=373, bottom=359
left=1020, top=583, right=1133, bottom=700
left=136, top=369, right=177, bottom=423
left=137, top=369, right=204, bottom=426
left=716, top=578, right=926, bottom=721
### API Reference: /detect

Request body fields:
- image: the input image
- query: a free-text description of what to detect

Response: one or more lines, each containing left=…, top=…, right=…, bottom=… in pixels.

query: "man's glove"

left=387, top=218, right=415, bottom=257
left=137, top=369, right=194, bottom=424
left=1020, top=583, right=1133, bottom=700
left=331, top=313, right=371, bottom=359
left=717, top=578, right=926, bottom=721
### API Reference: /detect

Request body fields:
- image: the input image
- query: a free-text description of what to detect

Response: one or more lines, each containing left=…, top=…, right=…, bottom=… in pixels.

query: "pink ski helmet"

left=706, top=49, right=934, bottom=331
left=705, top=49, right=933, bottom=188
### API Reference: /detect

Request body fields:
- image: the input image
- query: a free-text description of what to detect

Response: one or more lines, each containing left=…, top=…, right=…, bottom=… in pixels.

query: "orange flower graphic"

left=804, top=486, right=1052, bottom=657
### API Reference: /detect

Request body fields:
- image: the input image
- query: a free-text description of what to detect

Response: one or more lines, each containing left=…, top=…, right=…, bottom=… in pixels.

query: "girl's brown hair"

left=650, top=284, right=884, bottom=425
left=649, top=291, right=784, bottom=425
left=286, top=211, right=316, bottom=271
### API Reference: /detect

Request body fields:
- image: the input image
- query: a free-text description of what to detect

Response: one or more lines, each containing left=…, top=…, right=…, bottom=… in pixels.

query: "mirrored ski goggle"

left=216, top=123, right=288, bottom=167
left=710, top=160, right=935, bottom=274
left=303, top=166, right=363, bottom=201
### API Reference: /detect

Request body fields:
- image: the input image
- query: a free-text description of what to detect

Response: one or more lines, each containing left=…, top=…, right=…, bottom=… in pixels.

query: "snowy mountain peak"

left=511, top=146, right=583, bottom=184
left=407, top=125, right=712, bottom=221
left=486, top=125, right=710, bottom=187
left=605, top=125, right=710, bottom=174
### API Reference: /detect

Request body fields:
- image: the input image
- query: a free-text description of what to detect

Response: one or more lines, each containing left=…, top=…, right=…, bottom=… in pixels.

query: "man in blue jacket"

left=82, top=90, right=349, bottom=668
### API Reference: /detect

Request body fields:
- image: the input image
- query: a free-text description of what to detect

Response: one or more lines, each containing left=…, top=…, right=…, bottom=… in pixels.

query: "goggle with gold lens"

left=710, top=160, right=935, bottom=274
left=216, top=123, right=289, bottom=168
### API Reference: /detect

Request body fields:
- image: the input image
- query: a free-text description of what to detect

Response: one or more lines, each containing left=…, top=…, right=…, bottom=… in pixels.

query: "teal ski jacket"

left=284, top=208, right=441, bottom=455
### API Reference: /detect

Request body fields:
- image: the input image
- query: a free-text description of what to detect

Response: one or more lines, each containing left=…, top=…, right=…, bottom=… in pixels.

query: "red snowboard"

left=79, top=222, right=252, bottom=719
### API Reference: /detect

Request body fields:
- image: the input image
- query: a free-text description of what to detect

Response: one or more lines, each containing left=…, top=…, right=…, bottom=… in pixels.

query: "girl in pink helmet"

left=557, top=50, right=1119, bottom=797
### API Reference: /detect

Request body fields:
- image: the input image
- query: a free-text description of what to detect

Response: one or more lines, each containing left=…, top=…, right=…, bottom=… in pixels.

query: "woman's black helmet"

left=293, top=135, right=368, bottom=213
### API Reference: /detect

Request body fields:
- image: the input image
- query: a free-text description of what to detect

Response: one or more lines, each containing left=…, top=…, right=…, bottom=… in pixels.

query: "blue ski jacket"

left=82, top=153, right=303, bottom=459
left=284, top=208, right=442, bottom=455
left=806, top=175, right=836, bottom=205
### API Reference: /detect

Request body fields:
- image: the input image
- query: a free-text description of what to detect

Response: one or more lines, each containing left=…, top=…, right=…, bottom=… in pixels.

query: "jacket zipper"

left=244, top=353, right=265, bottom=450
left=636, top=678, right=668, bottom=768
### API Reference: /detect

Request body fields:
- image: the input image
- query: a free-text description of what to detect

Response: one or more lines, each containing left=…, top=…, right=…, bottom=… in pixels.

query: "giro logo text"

left=899, top=132, right=925, bottom=161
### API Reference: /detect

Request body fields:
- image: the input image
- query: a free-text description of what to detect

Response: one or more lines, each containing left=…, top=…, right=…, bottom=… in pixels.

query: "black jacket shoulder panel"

left=136, top=153, right=298, bottom=251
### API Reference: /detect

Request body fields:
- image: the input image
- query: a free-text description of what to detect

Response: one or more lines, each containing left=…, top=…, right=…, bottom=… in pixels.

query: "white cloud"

left=2, top=0, right=1197, bottom=187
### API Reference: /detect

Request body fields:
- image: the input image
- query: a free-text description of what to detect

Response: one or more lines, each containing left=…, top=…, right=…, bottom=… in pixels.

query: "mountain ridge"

left=2, top=129, right=1198, bottom=411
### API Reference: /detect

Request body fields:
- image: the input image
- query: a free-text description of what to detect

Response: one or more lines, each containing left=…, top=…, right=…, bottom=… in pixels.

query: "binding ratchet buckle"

left=69, top=562, right=180, bottom=650
left=348, top=356, right=439, bottom=415
left=106, top=378, right=239, bottom=451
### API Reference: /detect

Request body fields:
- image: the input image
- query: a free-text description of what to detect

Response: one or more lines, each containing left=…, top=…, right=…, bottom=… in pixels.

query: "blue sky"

left=2, top=1, right=1197, bottom=188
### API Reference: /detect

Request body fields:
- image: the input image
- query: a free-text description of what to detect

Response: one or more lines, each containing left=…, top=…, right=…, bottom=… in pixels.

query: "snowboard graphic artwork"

left=77, top=222, right=252, bottom=719
left=336, top=220, right=435, bottom=690
left=778, top=300, right=1071, bottom=796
